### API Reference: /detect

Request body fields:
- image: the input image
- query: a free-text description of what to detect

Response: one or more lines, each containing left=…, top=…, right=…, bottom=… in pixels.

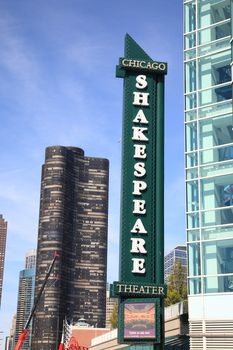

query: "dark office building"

left=0, top=214, right=7, bottom=308
left=31, top=146, right=109, bottom=350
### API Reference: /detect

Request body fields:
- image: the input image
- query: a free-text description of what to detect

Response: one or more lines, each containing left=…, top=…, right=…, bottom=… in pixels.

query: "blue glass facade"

left=185, top=0, right=233, bottom=295
left=185, top=0, right=233, bottom=348
left=14, top=268, right=36, bottom=350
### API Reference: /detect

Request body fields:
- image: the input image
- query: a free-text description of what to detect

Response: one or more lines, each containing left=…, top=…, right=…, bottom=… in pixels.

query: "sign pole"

left=112, top=34, right=167, bottom=348
left=155, top=74, right=165, bottom=286
left=154, top=74, right=165, bottom=350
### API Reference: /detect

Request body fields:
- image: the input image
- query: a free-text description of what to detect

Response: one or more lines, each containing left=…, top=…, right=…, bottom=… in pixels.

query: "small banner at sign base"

left=118, top=298, right=161, bottom=344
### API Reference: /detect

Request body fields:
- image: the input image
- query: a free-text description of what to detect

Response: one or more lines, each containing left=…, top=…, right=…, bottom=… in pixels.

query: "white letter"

left=134, top=162, right=146, bottom=177
left=131, top=238, right=147, bottom=254
left=132, top=258, right=146, bottom=274
left=159, top=63, right=166, bottom=71
left=132, top=127, right=148, bottom=141
left=136, top=75, right=148, bottom=89
left=133, top=180, right=147, bottom=195
left=133, top=109, right=149, bottom=124
left=133, top=92, right=149, bottom=106
left=134, top=144, right=147, bottom=159
left=131, top=218, right=147, bottom=234
left=133, top=199, right=146, bottom=214
left=122, top=59, right=129, bottom=67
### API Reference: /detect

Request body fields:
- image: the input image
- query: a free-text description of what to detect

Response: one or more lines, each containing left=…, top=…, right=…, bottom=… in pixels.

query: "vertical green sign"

left=111, top=34, right=167, bottom=346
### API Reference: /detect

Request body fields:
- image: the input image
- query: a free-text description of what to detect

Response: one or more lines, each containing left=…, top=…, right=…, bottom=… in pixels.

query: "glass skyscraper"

left=164, top=245, right=187, bottom=283
left=14, top=250, right=36, bottom=350
left=0, top=214, right=7, bottom=307
left=25, top=249, right=37, bottom=269
left=184, top=0, right=233, bottom=348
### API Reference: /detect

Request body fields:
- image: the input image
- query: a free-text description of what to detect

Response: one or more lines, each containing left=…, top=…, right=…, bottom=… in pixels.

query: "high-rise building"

left=32, top=146, right=109, bottom=350
left=105, top=283, right=118, bottom=329
left=164, top=245, right=187, bottom=283
left=184, top=0, right=233, bottom=348
left=25, top=249, right=36, bottom=269
left=6, top=314, right=16, bottom=350
left=0, top=214, right=7, bottom=307
left=14, top=250, right=36, bottom=350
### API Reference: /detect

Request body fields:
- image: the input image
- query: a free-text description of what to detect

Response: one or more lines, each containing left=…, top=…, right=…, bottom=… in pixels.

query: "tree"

left=109, top=303, right=118, bottom=329
left=165, top=260, right=187, bottom=306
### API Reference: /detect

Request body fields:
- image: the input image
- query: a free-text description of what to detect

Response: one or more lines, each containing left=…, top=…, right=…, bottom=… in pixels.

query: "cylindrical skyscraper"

left=31, top=146, right=109, bottom=350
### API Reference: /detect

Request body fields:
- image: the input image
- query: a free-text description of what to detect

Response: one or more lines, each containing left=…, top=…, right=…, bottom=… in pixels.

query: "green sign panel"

left=113, top=34, right=167, bottom=346
left=112, top=281, right=166, bottom=298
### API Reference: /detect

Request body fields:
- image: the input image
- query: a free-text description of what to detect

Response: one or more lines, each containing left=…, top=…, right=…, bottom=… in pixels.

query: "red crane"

left=14, top=252, right=60, bottom=350
left=58, top=319, right=88, bottom=350
left=59, top=336, right=88, bottom=350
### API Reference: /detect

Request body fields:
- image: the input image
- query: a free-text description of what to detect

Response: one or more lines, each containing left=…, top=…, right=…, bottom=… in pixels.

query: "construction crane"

left=59, top=335, right=88, bottom=350
left=58, top=319, right=88, bottom=350
left=14, top=252, right=60, bottom=350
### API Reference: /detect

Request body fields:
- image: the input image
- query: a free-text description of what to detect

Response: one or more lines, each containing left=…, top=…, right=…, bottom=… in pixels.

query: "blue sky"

left=0, top=0, right=184, bottom=341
